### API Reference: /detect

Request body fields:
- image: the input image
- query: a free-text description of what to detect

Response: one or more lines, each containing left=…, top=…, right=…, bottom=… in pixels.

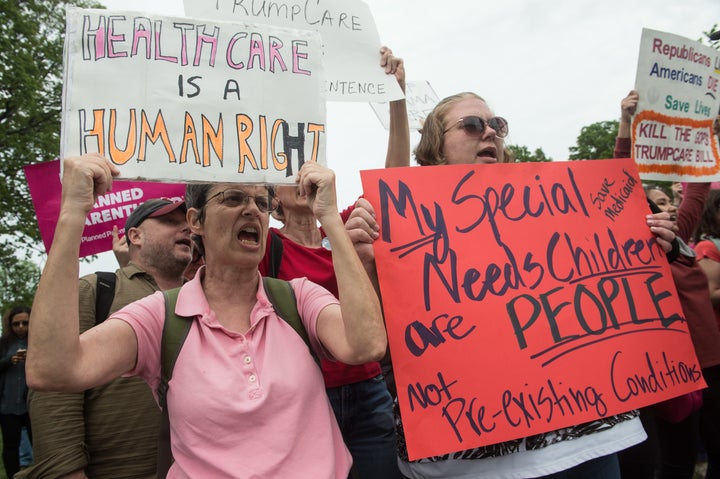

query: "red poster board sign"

left=24, top=160, right=186, bottom=257
left=360, top=158, right=704, bottom=460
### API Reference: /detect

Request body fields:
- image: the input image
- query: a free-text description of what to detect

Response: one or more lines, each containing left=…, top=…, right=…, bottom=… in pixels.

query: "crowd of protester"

left=2, top=40, right=720, bottom=479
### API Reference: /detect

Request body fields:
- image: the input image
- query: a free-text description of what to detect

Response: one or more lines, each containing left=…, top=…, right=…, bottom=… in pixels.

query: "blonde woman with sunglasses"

left=345, top=92, right=683, bottom=479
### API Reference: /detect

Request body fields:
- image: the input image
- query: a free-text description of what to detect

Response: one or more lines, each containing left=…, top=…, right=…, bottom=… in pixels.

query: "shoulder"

left=696, top=239, right=720, bottom=260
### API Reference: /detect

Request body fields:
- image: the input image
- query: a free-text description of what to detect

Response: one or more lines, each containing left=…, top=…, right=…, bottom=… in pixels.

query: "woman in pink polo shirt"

left=26, top=154, right=387, bottom=479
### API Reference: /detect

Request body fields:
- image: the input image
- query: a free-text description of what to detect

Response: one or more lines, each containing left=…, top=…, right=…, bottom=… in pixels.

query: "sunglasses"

left=208, top=188, right=279, bottom=213
left=12, top=321, right=28, bottom=327
left=443, top=116, right=509, bottom=138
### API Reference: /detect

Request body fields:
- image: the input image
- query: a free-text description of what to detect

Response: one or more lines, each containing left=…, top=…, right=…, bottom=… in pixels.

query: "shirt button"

left=244, top=356, right=252, bottom=364
left=248, top=375, right=257, bottom=383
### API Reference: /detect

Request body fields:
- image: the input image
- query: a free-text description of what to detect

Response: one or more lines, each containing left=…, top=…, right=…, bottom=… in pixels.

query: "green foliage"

left=0, top=258, right=40, bottom=315
left=702, top=24, right=719, bottom=48
left=567, top=120, right=619, bottom=160
left=506, top=144, right=552, bottom=163
left=0, top=0, right=99, bottom=303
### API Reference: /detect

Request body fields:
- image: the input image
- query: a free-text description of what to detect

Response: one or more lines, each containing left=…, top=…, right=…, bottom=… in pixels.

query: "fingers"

left=380, top=46, right=405, bottom=85
left=621, top=90, right=639, bottom=121
left=61, top=154, right=119, bottom=214
left=345, top=215, right=379, bottom=243
left=111, top=225, right=123, bottom=244
left=354, top=198, right=377, bottom=216
left=296, top=162, right=334, bottom=197
left=646, top=213, right=677, bottom=253
left=346, top=200, right=380, bottom=243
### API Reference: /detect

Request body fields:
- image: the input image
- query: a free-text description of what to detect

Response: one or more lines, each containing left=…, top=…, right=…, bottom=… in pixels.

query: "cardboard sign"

left=633, top=28, right=720, bottom=181
left=183, top=0, right=404, bottom=102
left=371, top=80, right=440, bottom=131
left=24, top=159, right=186, bottom=257
left=61, top=7, right=326, bottom=184
left=361, top=159, right=704, bottom=460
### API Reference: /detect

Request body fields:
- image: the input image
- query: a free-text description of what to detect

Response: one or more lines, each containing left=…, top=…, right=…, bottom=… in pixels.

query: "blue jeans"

left=540, top=453, right=620, bottom=479
left=20, top=426, right=33, bottom=467
left=326, top=375, right=404, bottom=479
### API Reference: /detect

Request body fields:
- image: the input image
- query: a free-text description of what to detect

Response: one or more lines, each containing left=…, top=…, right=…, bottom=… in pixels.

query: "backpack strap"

left=157, top=287, right=193, bottom=479
left=268, top=229, right=283, bottom=278
left=262, top=276, right=319, bottom=367
left=94, top=271, right=117, bottom=325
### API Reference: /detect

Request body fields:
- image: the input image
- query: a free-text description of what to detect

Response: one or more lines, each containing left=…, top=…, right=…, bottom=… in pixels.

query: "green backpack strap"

left=262, top=276, right=319, bottom=367
left=157, top=287, right=193, bottom=479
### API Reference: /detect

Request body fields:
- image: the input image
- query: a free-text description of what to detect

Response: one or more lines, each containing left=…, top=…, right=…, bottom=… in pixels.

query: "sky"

left=79, top=0, right=720, bottom=275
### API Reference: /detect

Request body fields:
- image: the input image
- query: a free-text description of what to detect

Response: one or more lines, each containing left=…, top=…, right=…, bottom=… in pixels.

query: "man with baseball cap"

left=21, top=197, right=192, bottom=479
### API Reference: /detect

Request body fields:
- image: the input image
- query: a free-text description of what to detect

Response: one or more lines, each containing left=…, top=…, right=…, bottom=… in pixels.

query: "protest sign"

left=61, top=7, right=326, bottom=184
left=633, top=28, right=720, bottom=181
left=24, top=159, right=186, bottom=257
left=361, top=159, right=704, bottom=460
left=183, top=0, right=404, bottom=102
left=370, top=80, right=440, bottom=131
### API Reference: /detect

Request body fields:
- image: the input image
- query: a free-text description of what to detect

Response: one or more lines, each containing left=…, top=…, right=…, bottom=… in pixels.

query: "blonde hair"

left=414, top=92, right=498, bottom=166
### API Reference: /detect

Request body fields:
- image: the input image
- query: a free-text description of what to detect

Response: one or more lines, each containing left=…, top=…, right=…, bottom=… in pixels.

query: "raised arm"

left=27, top=155, right=137, bottom=392
left=614, top=90, right=638, bottom=158
left=380, top=46, right=410, bottom=168
left=295, top=162, right=386, bottom=364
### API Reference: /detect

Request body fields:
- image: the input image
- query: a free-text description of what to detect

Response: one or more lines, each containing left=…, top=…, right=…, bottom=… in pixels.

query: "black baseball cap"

left=125, top=199, right=186, bottom=231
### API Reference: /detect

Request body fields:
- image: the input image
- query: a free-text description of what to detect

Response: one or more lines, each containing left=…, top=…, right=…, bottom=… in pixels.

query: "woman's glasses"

left=443, top=116, right=509, bottom=138
left=208, top=189, right=279, bottom=213
left=12, top=321, right=28, bottom=327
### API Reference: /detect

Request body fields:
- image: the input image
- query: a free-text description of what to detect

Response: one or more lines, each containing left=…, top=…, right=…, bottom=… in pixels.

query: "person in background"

left=690, top=188, right=720, bottom=479
left=19, top=197, right=191, bottom=479
left=259, top=46, right=406, bottom=479
left=26, top=154, right=386, bottom=478
left=581, top=89, right=719, bottom=479
left=345, top=91, right=681, bottom=479
left=112, top=224, right=205, bottom=282
left=0, top=305, right=32, bottom=479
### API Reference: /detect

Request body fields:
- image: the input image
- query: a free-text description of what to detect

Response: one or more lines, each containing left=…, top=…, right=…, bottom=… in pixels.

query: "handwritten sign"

left=370, top=80, right=440, bottom=131
left=361, top=159, right=704, bottom=460
left=61, top=7, right=326, bottom=184
left=633, top=28, right=720, bottom=181
left=24, top=159, right=186, bottom=257
left=183, top=0, right=403, bottom=102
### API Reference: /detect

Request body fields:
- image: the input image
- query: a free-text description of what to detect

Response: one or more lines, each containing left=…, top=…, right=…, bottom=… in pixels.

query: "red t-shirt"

left=694, top=239, right=720, bottom=334
left=259, top=206, right=381, bottom=387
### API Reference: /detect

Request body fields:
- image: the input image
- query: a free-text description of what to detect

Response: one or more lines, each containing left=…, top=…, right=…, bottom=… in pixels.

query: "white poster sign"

left=371, top=80, right=440, bottom=130
left=61, top=7, right=326, bottom=184
left=183, top=0, right=404, bottom=102
left=633, top=28, right=720, bottom=181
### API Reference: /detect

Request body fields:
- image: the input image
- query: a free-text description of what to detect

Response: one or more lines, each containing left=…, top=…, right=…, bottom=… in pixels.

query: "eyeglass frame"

left=443, top=115, right=509, bottom=138
left=206, top=188, right=279, bottom=213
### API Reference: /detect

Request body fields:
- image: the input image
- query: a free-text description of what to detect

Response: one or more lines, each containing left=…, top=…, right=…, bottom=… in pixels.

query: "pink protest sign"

left=24, top=160, right=186, bottom=257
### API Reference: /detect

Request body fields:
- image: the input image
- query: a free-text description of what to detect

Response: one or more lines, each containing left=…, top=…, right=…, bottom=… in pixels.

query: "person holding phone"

left=0, top=305, right=32, bottom=478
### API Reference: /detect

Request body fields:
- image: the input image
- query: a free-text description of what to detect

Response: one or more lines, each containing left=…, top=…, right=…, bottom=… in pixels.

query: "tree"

left=701, top=23, right=719, bottom=48
left=0, top=259, right=40, bottom=315
left=506, top=144, right=552, bottom=163
left=0, top=0, right=98, bottom=306
left=567, top=120, right=619, bottom=160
